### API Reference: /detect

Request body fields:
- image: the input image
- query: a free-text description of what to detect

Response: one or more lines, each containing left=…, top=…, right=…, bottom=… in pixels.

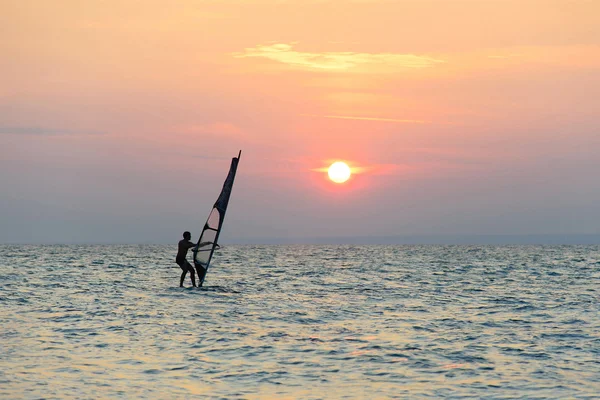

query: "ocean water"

left=1, top=245, right=599, bottom=399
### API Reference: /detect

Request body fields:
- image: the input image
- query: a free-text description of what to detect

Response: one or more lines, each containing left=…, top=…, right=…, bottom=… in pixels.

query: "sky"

left=1, top=0, right=599, bottom=244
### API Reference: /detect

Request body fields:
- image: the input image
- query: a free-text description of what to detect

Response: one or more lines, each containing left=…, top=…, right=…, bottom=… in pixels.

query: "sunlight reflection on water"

left=1, top=244, right=599, bottom=398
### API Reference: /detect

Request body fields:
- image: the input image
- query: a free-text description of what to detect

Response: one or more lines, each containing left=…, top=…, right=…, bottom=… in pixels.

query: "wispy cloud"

left=301, top=114, right=431, bottom=124
left=312, top=163, right=403, bottom=175
left=0, top=126, right=105, bottom=136
left=234, top=43, right=444, bottom=71
left=487, top=53, right=521, bottom=59
left=301, top=114, right=458, bottom=125
left=171, top=123, right=247, bottom=138
left=356, top=163, right=403, bottom=175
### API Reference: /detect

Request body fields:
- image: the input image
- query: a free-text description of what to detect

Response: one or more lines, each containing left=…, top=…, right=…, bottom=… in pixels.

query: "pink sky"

left=1, top=0, right=599, bottom=243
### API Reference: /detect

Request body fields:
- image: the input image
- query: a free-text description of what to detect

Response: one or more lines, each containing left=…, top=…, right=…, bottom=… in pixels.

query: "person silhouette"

left=176, top=231, right=197, bottom=287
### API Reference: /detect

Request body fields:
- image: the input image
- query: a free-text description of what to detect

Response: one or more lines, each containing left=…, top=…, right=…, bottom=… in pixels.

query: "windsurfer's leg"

left=180, top=270, right=187, bottom=287
left=177, top=261, right=187, bottom=287
left=186, top=262, right=197, bottom=287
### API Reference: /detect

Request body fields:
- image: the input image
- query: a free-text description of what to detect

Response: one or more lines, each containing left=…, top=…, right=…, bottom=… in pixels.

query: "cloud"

left=234, top=43, right=444, bottom=71
left=301, top=114, right=431, bottom=124
left=301, top=114, right=458, bottom=125
left=487, top=53, right=522, bottom=59
left=190, top=154, right=236, bottom=161
left=171, top=123, right=246, bottom=138
left=312, top=163, right=402, bottom=175
left=0, top=126, right=105, bottom=136
left=354, top=163, right=403, bottom=175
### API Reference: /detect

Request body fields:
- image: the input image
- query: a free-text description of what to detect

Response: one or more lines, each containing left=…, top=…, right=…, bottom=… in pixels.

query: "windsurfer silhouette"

left=176, top=231, right=197, bottom=287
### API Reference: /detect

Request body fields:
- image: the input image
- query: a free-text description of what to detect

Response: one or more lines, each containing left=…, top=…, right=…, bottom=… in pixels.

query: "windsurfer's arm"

left=198, top=241, right=219, bottom=248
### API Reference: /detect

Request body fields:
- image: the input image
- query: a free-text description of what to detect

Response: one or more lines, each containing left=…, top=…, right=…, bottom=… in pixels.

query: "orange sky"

left=1, top=0, right=599, bottom=243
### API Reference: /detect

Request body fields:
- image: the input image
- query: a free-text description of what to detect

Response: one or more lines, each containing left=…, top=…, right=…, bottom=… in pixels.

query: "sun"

left=328, top=161, right=351, bottom=183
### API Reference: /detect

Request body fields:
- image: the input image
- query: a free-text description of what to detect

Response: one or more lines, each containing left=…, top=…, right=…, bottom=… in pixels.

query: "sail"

left=193, top=151, right=241, bottom=286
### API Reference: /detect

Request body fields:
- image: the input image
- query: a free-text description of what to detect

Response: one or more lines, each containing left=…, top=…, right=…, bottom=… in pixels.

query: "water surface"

left=1, top=245, right=599, bottom=398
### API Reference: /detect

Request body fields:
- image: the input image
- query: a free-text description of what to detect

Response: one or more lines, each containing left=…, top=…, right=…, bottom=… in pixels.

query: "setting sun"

left=328, top=161, right=351, bottom=183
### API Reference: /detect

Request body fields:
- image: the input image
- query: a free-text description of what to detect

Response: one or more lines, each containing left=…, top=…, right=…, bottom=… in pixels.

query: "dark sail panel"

left=193, top=151, right=241, bottom=286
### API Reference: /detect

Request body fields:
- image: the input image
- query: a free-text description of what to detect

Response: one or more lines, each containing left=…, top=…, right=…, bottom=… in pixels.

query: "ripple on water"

left=0, top=244, right=599, bottom=399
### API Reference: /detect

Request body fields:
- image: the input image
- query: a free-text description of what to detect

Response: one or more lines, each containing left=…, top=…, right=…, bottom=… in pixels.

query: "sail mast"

left=192, top=151, right=241, bottom=286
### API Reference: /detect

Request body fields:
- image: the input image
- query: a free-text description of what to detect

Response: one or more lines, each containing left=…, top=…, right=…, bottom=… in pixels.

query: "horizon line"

left=2, top=233, right=599, bottom=246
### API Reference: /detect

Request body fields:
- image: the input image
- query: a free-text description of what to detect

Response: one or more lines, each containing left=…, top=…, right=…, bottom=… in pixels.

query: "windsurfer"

left=176, top=231, right=197, bottom=287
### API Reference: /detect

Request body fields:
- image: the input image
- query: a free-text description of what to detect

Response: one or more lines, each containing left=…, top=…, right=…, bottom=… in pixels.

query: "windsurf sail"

left=193, top=150, right=241, bottom=286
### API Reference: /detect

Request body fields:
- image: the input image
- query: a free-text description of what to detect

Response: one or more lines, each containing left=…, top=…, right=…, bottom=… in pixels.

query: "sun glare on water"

left=328, top=161, right=351, bottom=183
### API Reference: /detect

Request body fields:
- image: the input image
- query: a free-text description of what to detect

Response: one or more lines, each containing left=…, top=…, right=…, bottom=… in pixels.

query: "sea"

left=1, top=244, right=599, bottom=399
